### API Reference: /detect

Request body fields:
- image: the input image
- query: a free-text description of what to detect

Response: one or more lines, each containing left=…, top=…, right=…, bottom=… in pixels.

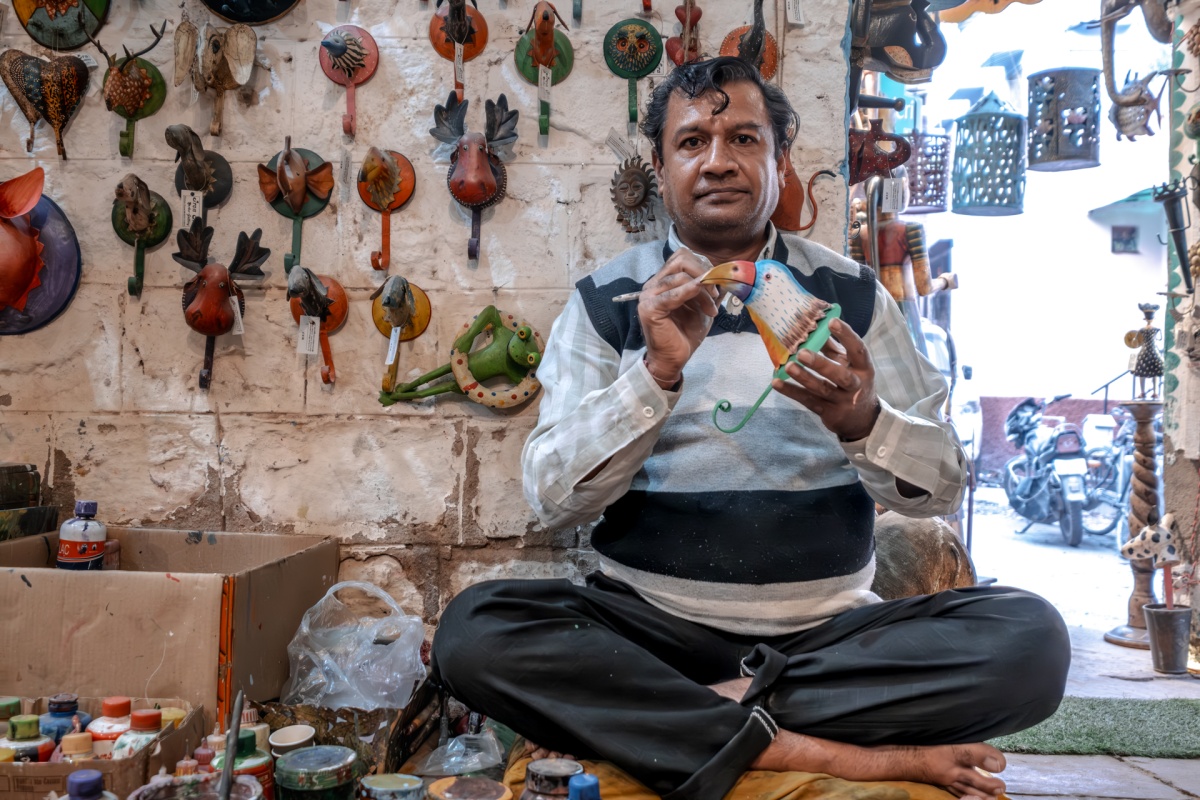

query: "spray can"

left=57, top=501, right=107, bottom=570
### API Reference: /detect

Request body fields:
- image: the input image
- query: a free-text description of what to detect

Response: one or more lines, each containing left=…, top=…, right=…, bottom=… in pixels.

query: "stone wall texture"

left=0, top=0, right=850, bottom=626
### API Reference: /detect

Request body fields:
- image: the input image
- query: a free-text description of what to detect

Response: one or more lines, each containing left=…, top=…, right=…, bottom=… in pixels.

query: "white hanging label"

left=385, top=326, right=401, bottom=365
left=297, top=315, right=320, bottom=355
left=785, top=0, right=805, bottom=26
left=881, top=178, right=905, bottom=213
left=181, top=190, right=204, bottom=231
left=606, top=127, right=637, bottom=162
left=228, top=296, right=244, bottom=336
left=76, top=53, right=99, bottom=69
left=454, top=43, right=465, bottom=84
left=538, top=65, right=552, bottom=104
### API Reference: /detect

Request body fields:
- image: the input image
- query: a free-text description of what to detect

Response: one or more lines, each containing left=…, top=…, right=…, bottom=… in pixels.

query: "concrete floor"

left=966, top=486, right=1200, bottom=798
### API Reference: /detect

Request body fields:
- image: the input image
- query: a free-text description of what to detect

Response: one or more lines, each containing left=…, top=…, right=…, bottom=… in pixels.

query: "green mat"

left=989, top=696, right=1200, bottom=758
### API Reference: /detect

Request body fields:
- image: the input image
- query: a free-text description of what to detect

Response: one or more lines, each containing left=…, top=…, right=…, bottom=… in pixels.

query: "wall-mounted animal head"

left=174, top=13, right=257, bottom=135
left=371, top=274, right=416, bottom=332
left=849, top=119, right=912, bottom=186
left=437, top=0, right=480, bottom=46
left=287, top=266, right=335, bottom=322
left=429, top=92, right=519, bottom=209
left=508, top=325, right=542, bottom=372
left=258, top=136, right=335, bottom=216
left=525, top=1, right=569, bottom=69
left=321, top=28, right=369, bottom=80
left=85, top=18, right=166, bottom=115
left=165, top=124, right=215, bottom=193
left=114, top=174, right=155, bottom=235
left=173, top=219, right=270, bottom=338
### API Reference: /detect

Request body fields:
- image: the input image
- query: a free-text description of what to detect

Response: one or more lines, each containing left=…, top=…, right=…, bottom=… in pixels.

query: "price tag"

left=454, top=42, right=464, bottom=84
left=181, top=190, right=204, bottom=231
left=339, top=149, right=353, bottom=203
left=881, top=178, right=905, bottom=213
left=228, top=296, right=244, bottom=336
left=785, top=0, right=805, bottom=26
left=76, top=52, right=99, bottom=69
left=385, top=326, right=401, bottom=366
left=297, top=315, right=320, bottom=355
left=606, top=127, right=637, bottom=162
left=538, top=65, right=552, bottom=104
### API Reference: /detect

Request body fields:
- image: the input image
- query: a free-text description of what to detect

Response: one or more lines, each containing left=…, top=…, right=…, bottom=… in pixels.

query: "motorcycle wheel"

left=1060, top=499, right=1084, bottom=547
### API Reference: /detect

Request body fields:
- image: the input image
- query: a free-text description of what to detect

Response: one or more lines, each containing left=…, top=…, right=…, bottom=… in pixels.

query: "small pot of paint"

left=269, top=724, right=316, bottom=756
left=359, top=774, right=425, bottom=800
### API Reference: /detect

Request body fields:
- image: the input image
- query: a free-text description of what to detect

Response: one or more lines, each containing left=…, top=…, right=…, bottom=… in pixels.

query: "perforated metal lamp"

left=1027, top=68, right=1101, bottom=171
left=905, top=131, right=951, bottom=213
left=951, top=92, right=1027, bottom=216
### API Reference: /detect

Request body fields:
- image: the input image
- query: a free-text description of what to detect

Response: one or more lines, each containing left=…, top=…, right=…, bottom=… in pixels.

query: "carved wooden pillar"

left=1105, top=400, right=1162, bottom=649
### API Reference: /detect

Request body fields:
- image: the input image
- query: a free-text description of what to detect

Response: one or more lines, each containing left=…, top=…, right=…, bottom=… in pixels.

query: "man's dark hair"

left=639, top=56, right=800, bottom=160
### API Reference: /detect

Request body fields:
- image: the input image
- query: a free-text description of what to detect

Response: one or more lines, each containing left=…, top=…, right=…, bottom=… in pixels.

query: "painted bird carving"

left=257, top=136, right=335, bottom=216
left=287, top=266, right=334, bottom=322
left=165, top=124, right=214, bottom=193
left=114, top=174, right=154, bottom=234
left=701, top=259, right=833, bottom=369
left=438, top=0, right=480, bottom=46
left=321, top=29, right=368, bottom=79
left=359, top=147, right=401, bottom=210
left=372, top=274, right=416, bottom=334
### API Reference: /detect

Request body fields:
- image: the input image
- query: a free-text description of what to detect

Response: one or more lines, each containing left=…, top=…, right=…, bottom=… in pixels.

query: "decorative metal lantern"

left=1027, top=68, right=1101, bottom=171
left=951, top=92, right=1026, bottom=216
left=905, top=131, right=951, bottom=213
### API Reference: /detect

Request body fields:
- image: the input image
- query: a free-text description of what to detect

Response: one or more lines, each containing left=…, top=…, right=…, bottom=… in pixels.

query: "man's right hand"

left=637, top=248, right=721, bottom=388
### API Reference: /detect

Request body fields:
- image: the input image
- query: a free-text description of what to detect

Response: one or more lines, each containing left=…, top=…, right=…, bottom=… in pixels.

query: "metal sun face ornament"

left=319, top=25, right=379, bottom=138
left=610, top=156, right=657, bottom=234
left=604, top=19, right=662, bottom=131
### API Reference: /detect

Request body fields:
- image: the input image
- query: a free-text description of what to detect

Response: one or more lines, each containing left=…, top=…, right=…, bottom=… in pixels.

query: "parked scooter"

left=1002, top=395, right=1091, bottom=546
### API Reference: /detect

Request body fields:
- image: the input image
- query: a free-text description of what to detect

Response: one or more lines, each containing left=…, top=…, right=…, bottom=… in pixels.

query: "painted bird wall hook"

left=700, top=259, right=842, bottom=432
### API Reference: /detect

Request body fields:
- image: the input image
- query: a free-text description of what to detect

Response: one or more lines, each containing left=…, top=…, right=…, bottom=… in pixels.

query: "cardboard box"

left=0, top=697, right=205, bottom=800
left=0, top=528, right=339, bottom=728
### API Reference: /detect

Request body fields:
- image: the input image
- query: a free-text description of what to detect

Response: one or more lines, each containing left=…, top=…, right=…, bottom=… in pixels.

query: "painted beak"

left=700, top=261, right=756, bottom=301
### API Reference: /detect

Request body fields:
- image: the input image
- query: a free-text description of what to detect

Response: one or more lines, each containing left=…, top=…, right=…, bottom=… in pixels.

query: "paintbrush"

left=218, top=691, right=245, bottom=800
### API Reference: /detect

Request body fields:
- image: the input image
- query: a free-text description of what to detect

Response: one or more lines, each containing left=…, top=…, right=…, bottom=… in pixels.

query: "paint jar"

left=240, top=707, right=270, bottom=754
left=57, top=500, right=107, bottom=570
left=214, top=729, right=275, bottom=800
left=358, top=774, right=425, bottom=800
left=0, top=714, right=55, bottom=762
left=40, top=693, right=93, bottom=744
left=275, top=745, right=363, bottom=800
left=87, top=696, right=132, bottom=759
left=62, top=731, right=97, bottom=763
left=0, top=697, right=19, bottom=738
left=427, top=777, right=512, bottom=800
left=194, top=743, right=216, bottom=774
left=176, top=757, right=199, bottom=776
left=67, top=769, right=119, bottom=800
left=127, top=773, right=264, bottom=800
left=112, top=709, right=163, bottom=760
left=520, top=759, right=583, bottom=800
left=160, top=707, right=188, bottom=731
left=268, top=724, right=316, bottom=757
left=566, top=775, right=598, bottom=800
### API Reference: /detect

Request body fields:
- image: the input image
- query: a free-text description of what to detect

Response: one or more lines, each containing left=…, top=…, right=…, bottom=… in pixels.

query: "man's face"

left=652, top=80, right=784, bottom=244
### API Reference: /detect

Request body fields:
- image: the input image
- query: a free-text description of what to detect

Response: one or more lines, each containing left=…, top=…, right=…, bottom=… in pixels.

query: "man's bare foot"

left=751, top=731, right=1006, bottom=799
left=520, top=739, right=576, bottom=762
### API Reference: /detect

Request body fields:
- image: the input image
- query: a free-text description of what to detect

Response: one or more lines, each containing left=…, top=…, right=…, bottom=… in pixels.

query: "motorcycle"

left=1002, top=395, right=1091, bottom=546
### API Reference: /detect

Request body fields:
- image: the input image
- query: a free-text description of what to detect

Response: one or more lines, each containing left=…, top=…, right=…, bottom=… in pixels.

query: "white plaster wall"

left=0, top=0, right=851, bottom=622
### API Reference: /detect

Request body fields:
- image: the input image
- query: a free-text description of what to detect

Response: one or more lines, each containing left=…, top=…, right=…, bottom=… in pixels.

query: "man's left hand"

left=772, top=318, right=881, bottom=441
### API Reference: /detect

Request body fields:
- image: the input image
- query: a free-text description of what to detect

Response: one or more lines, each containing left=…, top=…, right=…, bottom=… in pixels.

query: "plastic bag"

left=410, top=730, right=504, bottom=777
left=281, top=581, right=426, bottom=711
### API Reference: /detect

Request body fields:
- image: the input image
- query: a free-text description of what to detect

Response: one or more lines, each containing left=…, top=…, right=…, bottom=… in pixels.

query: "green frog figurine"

left=379, top=305, right=543, bottom=408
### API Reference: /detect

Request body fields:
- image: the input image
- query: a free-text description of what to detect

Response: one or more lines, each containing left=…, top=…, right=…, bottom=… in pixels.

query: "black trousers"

left=431, top=574, right=1070, bottom=800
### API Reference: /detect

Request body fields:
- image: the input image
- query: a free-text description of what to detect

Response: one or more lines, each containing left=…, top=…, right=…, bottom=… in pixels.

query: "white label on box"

left=297, top=315, right=320, bottom=355
left=606, top=127, right=637, bottom=162
left=538, top=65, right=552, bottom=104
left=181, top=190, right=204, bottom=231
left=77, top=52, right=99, bottom=69
left=386, top=326, right=401, bottom=365
left=454, top=42, right=464, bottom=83
left=881, top=178, right=904, bottom=213
left=786, top=0, right=806, bottom=26
left=229, top=296, right=244, bottom=336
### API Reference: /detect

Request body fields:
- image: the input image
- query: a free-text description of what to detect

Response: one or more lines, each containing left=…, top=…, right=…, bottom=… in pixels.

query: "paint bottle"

left=567, top=774, right=599, bottom=800
left=275, top=745, right=363, bottom=800
left=159, top=707, right=187, bottom=731
left=39, top=694, right=93, bottom=744
left=240, top=707, right=270, bottom=754
left=87, top=696, right=131, bottom=759
left=0, top=697, right=19, bottom=738
left=428, top=777, right=513, bottom=800
left=214, top=728, right=275, bottom=800
left=56, top=500, right=107, bottom=570
left=111, top=709, right=162, bottom=760
left=194, top=743, right=216, bottom=774
left=66, top=769, right=119, bottom=800
left=206, top=724, right=227, bottom=754
left=520, top=759, right=584, bottom=800
left=175, top=756, right=199, bottom=776
left=62, top=731, right=97, bottom=763
left=0, top=714, right=55, bottom=762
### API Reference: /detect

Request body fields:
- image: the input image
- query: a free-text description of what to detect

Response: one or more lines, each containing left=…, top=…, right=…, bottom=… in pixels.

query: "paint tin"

left=358, top=774, right=425, bottom=800
left=128, top=772, right=263, bottom=800
left=160, top=707, right=188, bottom=731
left=520, top=759, right=583, bottom=800
left=427, top=777, right=512, bottom=800
left=275, top=745, right=363, bottom=800
left=56, top=500, right=106, bottom=570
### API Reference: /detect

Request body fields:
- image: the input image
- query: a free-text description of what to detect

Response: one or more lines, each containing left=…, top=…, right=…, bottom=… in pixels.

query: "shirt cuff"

left=840, top=397, right=904, bottom=469
left=626, top=355, right=682, bottom=420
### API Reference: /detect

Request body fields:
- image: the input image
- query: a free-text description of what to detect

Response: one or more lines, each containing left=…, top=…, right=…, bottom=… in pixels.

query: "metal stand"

left=1105, top=400, right=1162, bottom=649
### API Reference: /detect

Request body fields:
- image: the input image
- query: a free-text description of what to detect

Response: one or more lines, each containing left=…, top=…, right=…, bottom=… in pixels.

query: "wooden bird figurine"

left=287, top=266, right=334, bottom=321
left=165, top=124, right=213, bottom=193
left=321, top=29, right=369, bottom=78
left=257, top=136, right=335, bottom=216
left=437, top=0, right=480, bottom=46
left=373, top=274, right=416, bottom=333
left=114, top=174, right=154, bottom=234
left=359, top=147, right=401, bottom=211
